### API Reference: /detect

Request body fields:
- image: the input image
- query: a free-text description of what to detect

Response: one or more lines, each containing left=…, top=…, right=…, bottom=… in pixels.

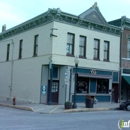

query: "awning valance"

left=78, top=73, right=112, bottom=79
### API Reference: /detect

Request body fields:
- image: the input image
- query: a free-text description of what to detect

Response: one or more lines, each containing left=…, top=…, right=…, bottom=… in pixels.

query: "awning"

left=122, top=76, right=130, bottom=87
left=78, top=73, right=112, bottom=79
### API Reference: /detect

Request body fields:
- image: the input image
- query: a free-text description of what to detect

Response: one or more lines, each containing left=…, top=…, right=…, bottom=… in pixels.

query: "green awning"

left=122, top=76, right=130, bottom=87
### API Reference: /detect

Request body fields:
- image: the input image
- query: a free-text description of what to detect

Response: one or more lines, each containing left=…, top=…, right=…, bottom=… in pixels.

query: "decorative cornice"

left=0, top=8, right=120, bottom=41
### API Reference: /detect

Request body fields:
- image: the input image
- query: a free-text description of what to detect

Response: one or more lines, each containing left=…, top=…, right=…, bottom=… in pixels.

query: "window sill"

left=93, top=58, right=100, bottom=61
left=33, top=55, right=37, bottom=57
left=96, top=93, right=109, bottom=94
left=79, top=56, right=87, bottom=59
left=103, top=59, right=110, bottom=62
left=66, top=54, right=74, bottom=57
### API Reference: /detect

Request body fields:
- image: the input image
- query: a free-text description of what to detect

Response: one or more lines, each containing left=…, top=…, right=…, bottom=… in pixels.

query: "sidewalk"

left=0, top=100, right=120, bottom=114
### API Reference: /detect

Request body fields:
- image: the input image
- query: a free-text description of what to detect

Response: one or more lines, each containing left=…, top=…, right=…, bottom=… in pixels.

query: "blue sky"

left=0, top=0, right=130, bottom=30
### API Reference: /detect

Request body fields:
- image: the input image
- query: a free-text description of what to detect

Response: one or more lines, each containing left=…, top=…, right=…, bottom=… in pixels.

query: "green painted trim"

left=113, top=72, right=119, bottom=83
left=73, top=68, right=112, bottom=76
left=0, top=8, right=120, bottom=41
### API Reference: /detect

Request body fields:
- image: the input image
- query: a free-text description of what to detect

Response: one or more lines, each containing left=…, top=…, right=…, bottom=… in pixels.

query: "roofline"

left=0, top=8, right=121, bottom=41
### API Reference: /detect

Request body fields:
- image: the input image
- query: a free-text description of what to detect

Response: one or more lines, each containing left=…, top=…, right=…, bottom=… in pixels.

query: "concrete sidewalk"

left=0, top=100, right=120, bottom=114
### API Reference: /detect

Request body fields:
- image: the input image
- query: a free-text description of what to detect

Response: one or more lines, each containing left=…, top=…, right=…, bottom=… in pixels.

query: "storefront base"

left=72, top=94, right=111, bottom=103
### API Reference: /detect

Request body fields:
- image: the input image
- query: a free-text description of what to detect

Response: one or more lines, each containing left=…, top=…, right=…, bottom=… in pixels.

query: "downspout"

left=10, top=39, right=14, bottom=100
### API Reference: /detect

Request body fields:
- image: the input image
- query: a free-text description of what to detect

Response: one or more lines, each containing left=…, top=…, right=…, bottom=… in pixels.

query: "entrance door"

left=48, top=80, right=59, bottom=104
left=112, top=84, right=118, bottom=103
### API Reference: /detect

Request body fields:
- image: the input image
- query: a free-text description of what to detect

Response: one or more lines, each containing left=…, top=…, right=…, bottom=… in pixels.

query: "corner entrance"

left=47, top=80, right=59, bottom=104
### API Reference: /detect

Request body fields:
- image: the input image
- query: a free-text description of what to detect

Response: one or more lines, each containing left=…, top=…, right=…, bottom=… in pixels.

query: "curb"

left=40, top=107, right=120, bottom=114
left=0, top=103, right=33, bottom=111
left=0, top=103, right=120, bottom=114
left=64, top=108, right=109, bottom=113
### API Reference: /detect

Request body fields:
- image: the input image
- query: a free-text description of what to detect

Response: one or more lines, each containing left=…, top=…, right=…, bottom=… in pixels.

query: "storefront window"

left=76, top=77, right=89, bottom=94
left=97, top=79, right=109, bottom=94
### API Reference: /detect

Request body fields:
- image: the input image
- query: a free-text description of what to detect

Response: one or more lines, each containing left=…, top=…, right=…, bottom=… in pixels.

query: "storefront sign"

left=42, top=85, right=46, bottom=95
left=91, top=69, right=96, bottom=75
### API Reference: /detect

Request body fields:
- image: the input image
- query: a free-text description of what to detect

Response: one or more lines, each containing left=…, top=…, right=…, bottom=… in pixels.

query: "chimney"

left=2, top=24, right=6, bottom=32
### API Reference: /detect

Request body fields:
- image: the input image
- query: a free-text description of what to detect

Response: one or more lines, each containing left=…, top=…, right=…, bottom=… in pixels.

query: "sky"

left=0, top=0, right=130, bottom=30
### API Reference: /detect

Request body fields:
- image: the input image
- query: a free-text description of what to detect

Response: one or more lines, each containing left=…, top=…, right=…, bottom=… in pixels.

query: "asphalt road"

left=0, top=106, right=129, bottom=130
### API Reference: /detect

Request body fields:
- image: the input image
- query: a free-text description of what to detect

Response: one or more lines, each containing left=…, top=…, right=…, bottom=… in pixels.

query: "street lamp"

left=72, top=56, right=79, bottom=108
left=49, top=56, right=53, bottom=105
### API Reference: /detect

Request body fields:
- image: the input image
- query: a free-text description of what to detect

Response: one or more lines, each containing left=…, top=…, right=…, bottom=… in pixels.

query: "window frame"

left=19, top=39, right=23, bottom=59
left=79, top=35, right=86, bottom=58
left=66, top=33, right=75, bottom=56
left=33, top=35, right=39, bottom=56
left=93, top=39, right=100, bottom=60
left=104, top=41, right=109, bottom=61
left=6, top=44, right=10, bottom=61
left=127, top=38, right=130, bottom=58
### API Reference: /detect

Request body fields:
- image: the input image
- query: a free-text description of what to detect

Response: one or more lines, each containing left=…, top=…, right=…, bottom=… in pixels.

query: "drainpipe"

left=10, top=39, right=14, bottom=100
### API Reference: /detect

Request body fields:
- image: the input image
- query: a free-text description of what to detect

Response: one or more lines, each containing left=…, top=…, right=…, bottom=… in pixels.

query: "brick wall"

left=122, top=59, right=130, bottom=68
left=122, top=29, right=130, bottom=58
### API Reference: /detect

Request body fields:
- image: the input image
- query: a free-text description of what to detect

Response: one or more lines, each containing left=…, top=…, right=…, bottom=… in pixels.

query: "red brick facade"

left=122, top=28, right=130, bottom=69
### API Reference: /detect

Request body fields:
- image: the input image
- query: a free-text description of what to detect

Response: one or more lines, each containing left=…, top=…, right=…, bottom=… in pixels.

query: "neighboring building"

left=109, top=17, right=130, bottom=101
left=0, top=3, right=120, bottom=104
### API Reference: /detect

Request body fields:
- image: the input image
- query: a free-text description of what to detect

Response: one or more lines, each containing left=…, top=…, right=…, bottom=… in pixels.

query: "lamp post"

left=72, top=56, right=79, bottom=108
left=49, top=56, right=53, bottom=105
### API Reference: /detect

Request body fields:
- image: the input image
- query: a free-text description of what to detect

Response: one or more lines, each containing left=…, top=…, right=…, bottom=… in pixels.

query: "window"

left=127, top=38, right=130, bottom=58
left=96, top=79, right=109, bottom=94
left=79, top=36, right=86, bottom=57
left=66, top=33, right=74, bottom=55
left=94, top=39, right=100, bottom=59
left=19, top=40, right=23, bottom=59
left=33, top=35, right=39, bottom=56
left=104, top=41, right=109, bottom=61
left=51, top=81, right=59, bottom=92
left=76, top=77, right=89, bottom=94
left=49, top=66, right=59, bottom=79
left=53, top=67, right=58, bottom=79
left=6, top=44, right=10, bottom=61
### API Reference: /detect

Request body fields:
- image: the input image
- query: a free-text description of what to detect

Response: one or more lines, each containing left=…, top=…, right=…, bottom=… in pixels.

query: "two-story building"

left=109, top=16, right=130, bottom=101
left=0, top=3, right=120, bottom=104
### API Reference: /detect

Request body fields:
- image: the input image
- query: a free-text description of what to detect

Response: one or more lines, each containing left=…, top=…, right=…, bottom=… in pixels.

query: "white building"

left=0, top=3, right=120, bottom=104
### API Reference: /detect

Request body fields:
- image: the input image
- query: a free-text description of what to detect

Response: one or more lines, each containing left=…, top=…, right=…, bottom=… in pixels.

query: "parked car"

left=119, top=101, right=130, bottom=110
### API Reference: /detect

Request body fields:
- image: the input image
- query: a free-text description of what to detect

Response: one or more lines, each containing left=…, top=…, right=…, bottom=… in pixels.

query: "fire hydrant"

left=12, top=96, right=16, bottom=105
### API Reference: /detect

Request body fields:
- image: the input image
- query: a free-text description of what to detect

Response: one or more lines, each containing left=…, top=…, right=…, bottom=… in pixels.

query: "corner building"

left=0, top=3, right=120, bottom=104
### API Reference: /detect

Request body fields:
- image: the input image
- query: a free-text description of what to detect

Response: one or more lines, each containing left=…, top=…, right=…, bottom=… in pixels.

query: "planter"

left=64, top=102, right=72, bottom=109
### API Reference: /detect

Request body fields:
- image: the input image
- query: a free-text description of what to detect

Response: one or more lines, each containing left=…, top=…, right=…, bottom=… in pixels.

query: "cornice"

left=0, top=8, right=121, bottom=41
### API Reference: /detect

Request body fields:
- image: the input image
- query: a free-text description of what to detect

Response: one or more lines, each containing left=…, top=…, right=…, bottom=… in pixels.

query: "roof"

left=0, top=3, right=121, bottom=41
left=79, top=2, right=108, bottom=26
left=109, top=16, right=130, bottom=29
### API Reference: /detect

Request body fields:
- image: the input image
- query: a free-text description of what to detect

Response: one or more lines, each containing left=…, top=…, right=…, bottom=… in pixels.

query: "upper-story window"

left=94, top=39, right=100, bottom=60
left=127, top=38, right=130, bottom=58
left=33, top=35, right=39, bottom=56
left=79, top=36, right=86, bottom=57
left=19, top=40, right=23, bottom=59
left=66, top=33, right=74, bottom=56
left=104, top=41, right=109, bottom=61
left=6, top=44, right=10, bottom=61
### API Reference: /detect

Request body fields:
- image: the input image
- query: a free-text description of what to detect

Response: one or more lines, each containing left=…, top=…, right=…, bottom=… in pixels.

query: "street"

left=0, top=106, right=129, bottom=130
